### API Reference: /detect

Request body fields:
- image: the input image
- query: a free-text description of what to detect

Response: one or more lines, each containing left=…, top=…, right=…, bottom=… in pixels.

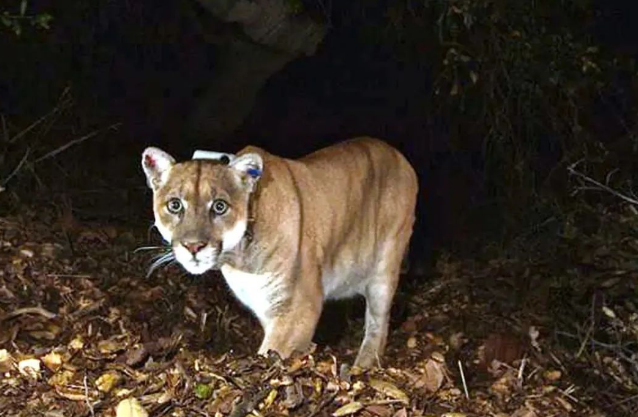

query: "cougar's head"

left=141, top=147, right=263, bottom=274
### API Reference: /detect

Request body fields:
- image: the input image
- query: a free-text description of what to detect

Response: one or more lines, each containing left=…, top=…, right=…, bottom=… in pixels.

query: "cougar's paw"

left=353, top=347, right=381, bottom=369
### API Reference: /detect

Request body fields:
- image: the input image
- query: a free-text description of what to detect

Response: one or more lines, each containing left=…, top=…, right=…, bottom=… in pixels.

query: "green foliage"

left=1, top=0, right=52, bottom=36
left=384, top=0, right=637, bottom=236
left=285, top=0, right=305, bottom=15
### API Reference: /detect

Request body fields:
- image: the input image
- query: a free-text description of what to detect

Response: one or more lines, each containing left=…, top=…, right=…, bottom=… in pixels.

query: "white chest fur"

left=220, top=265, right=283, bottom=325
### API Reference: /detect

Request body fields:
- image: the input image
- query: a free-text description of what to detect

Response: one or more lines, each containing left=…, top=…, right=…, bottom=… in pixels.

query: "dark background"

left=1, top=0, right=637, bottom=262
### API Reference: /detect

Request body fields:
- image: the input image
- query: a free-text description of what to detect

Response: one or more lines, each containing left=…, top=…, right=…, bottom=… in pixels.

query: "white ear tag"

left=192, top=150, right=236, bottom=164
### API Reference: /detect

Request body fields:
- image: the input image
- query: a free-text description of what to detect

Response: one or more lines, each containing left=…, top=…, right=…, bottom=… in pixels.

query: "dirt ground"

left=0, top=198, right=637, bottom=417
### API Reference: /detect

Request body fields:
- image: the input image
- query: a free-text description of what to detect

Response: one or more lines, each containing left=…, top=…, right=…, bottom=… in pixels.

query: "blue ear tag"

left=247, top=168, right=262, bottom=178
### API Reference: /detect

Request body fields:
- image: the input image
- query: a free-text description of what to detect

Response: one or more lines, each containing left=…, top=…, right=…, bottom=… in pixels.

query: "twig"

left=186, top=407, right=210, bottom=417
left=458, top=360, right=470, bottom=400
left=83, top=373, right=95, bottom=417
left=576, top=295, right=596, bottom=358
left=8, top=85, right=72, bottom=144
left=556, top=331, right=638, bottom=369
left=517, top=356, right=527, bottom=387
left=229, top=384, right=273, bottom=417
left=34, top=130, right=99, bottom=164
left=47, top=274, right=92, bottom=279
left=34, top=122, right=120, bottom=164
left=558, top=384, right=580, bottom=404
left=612, top=393, right=638, bottom=407
left=1, top=114, right=8, bottom=142
left=8, top=109, right=55, bottom=144
left=568, top=161, right=638, bottom=206
left=305, top=392, right=337, bottom=417
left=0, top=148, right=30, bottom=189
left=0, top=306, right=57, bottom=322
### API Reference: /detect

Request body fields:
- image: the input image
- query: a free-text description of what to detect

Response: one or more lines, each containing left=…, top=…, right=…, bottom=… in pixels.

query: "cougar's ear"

left=229, top=153, right=263, bottom=191
left=142, top=147, right=176, bottom=190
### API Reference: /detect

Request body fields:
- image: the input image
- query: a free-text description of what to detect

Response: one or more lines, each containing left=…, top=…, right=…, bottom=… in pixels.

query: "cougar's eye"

left=166, top=198, right=183, bottom=214
left=211, top=199, right=228, bottom=215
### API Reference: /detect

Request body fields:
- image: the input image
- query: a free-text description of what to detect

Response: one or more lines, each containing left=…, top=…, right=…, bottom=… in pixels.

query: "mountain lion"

left=141, top=137, right=418, bottom=368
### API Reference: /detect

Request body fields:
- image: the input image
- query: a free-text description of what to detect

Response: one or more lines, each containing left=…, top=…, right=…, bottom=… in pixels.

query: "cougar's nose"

left=182, top=241, right=207, bottom=255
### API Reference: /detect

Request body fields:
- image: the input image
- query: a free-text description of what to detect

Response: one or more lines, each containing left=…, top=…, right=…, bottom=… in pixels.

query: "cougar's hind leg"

left=355, top=276, right=398, bottom=368
left=355, top=228, right=413, bottom=368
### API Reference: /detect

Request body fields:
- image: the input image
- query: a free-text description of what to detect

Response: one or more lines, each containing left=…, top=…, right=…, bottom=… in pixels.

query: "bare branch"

left=0, top=148, right=30, bottom=190
left=567, top=161, right=638, bottom=206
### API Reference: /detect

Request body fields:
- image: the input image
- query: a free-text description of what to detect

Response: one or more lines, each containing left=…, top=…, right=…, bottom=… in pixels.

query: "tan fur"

left=142, top=137, right=418, bottom=368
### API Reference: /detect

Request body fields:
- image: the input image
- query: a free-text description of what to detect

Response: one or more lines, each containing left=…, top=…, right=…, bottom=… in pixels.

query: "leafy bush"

left=1, top=0, right=52, bottom=36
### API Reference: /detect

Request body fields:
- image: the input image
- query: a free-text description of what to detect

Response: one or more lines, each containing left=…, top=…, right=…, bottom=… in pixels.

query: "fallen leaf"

left=406, top=337, right=417, bottom=348
left=283, top=381, right=304, bottom=409
left=125, top=345, right=149, bottom=367
left=96, top=371, right=122, bottom=393
left=369, top=379, right=409, bottom=404
left=18, top=358, right=41, bottom=379
left=56, top=386, right=94, bottom=402
left=511, top=407, right=537, bottom=417
left=98, top=338, right=126, bottom=354
left=263, top=389, right=278, bottom=408
left=48, top=369, right=75, bottom=387
left=0, top=349, right=15, bottom=372
left=42, top=352, right=63, bottom=372
left=543, top=369, right=561, bottom=381
left=194, top=383, right=214, bottom=399
left=19, top=248, right=34, bottom=258
left=392, top=408, right=408, bottom=417
left=449, top=332, right=465, bottom=350
left=332, top=401, right=364, bottom=416
left=116, top=398, right=149, bottom=417
left=365, top=404, right=393, bottom=417
left=482, top=333, right=525, bottom=368
left=69, top=336, right=85, bottom=350
left=421, top=358, right=445, bottom=393
left=490, top=370, right=517, bottom=396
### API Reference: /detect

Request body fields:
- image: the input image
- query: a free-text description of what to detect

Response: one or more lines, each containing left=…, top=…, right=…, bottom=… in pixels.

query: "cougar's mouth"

left=173, top=243, right=220, bottom=275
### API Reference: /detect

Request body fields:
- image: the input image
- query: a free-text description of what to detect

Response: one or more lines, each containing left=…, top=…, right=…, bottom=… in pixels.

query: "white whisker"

left=147, top=251, right=176, bottom=278
left=134, top=245, right=167, bottom=253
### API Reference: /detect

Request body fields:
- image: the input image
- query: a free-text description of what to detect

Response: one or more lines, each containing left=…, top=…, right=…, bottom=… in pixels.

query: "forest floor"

left=0, top=199, right=637, bottom=417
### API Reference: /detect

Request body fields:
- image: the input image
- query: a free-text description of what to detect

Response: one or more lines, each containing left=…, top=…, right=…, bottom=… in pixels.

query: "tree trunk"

left=186, top=0, right=326, bottom=143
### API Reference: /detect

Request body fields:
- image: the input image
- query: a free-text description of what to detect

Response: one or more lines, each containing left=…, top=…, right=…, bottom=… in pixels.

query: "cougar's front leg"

left=257, top=271, right=323, bottom=359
